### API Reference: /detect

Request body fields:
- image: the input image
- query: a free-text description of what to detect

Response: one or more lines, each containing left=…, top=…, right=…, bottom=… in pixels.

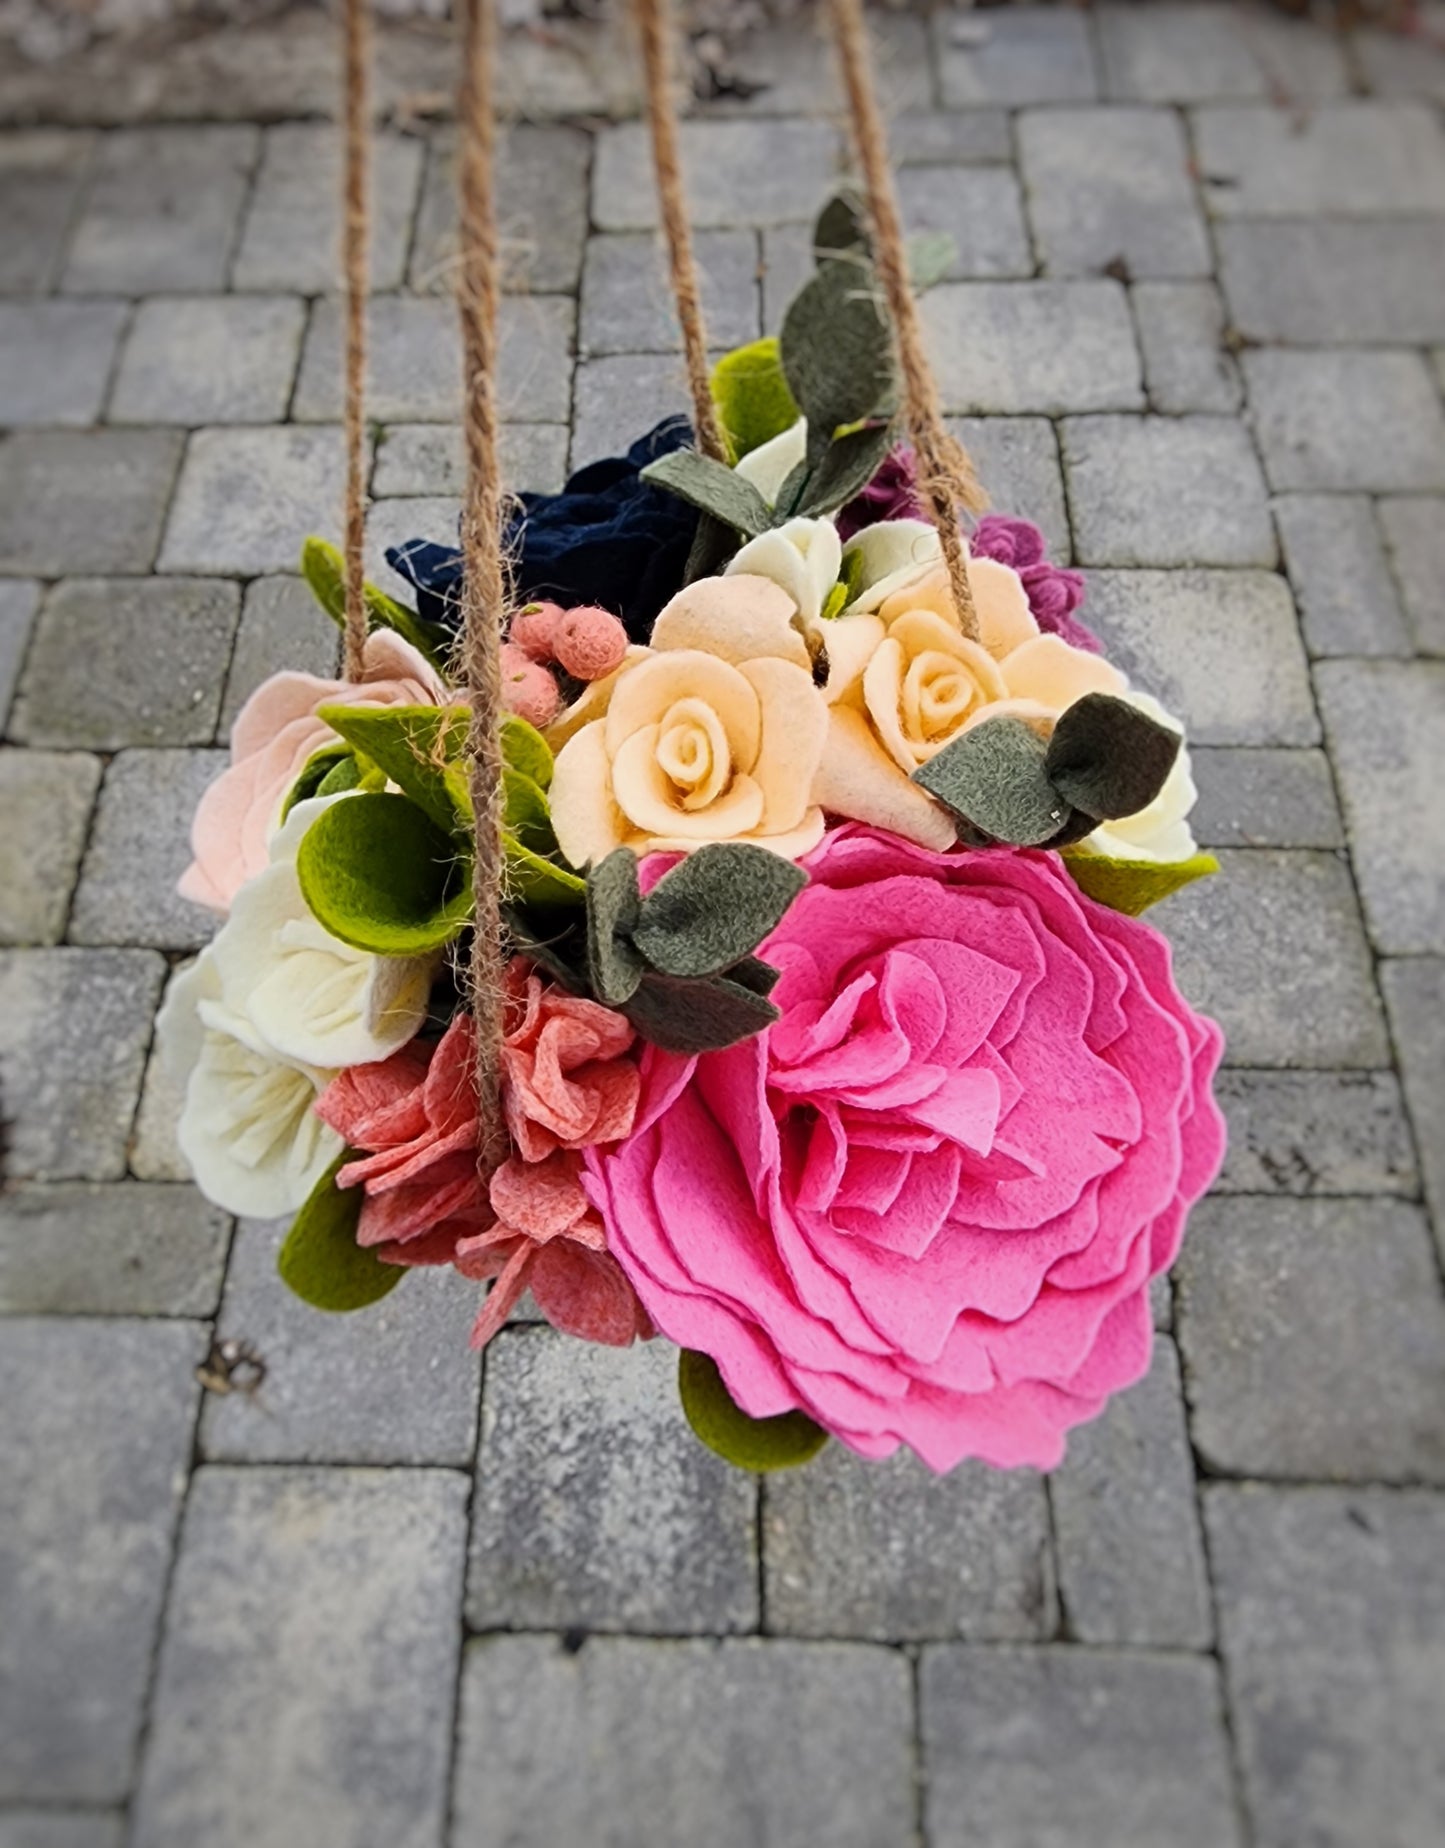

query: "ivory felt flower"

left=546, top=575, right=830, bottom=865
left=725, top=517, right=842, bottom=631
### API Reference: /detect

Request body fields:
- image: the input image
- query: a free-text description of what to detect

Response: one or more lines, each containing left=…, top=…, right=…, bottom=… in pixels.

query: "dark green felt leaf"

left=282, top=743, right=354, bottom=821
left=500, top=714, right=554, bottom=792
left=780, top=262, right=894, bottom=457
left=633, top=843, right=806, bottom=978
left=710, top=338, right=800, bottom=461
left=276, top=1150, right=404, bottom=1312
left=813, top=188, right=869, bottom=265
left=679, top=1349, right=828, bottom=1472
left=914, top=716, right=1073, bottom=847
left=723, top=954, right=782, bottom=999
left=317, top=702, right=471, bottom=836
left=299, top=535, right=450, bottom=673
left=624, top=969, right=780, bottom=1053
left=1046, top=693, right=1182, bottom=823
left=639, top=451, right=774, bottom=538
left=297, top=791, right=472, bottom=954
left=683, top=509, right=739, bottom=584
left=587, top=848, right=646, bottom=1006
left=796, top=422, right=896, bottom=518
left=1063, top=849, right=1220, bottom=917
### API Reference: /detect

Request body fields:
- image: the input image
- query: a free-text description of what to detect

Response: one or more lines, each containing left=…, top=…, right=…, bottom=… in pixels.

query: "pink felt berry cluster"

left=500, top=601, right=629, bottom=728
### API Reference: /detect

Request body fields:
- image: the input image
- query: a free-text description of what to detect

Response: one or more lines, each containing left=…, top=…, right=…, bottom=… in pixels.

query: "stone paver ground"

left=2, top=4, right=1444, bottom=1844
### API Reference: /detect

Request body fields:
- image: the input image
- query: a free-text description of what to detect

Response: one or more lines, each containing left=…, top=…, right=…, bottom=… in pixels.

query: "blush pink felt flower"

left=586, top=825, right=1225, bottom=1473
left=179, top=631, right=447, bottom=913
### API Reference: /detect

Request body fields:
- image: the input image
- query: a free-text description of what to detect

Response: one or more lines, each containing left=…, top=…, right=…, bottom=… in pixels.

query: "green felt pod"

left=297, top=790, right=473, bottom=955
left=299, top=535, right=450, bottom=673
left=276, top=1150, right=404, bottom=1312
left=1064, top=848, right=1220, bottom=916
left=282, top=743, right=355, bottom=821
left=678, top=1349, right=828, bottom=1472
left=500, top=713, right=555, bottom=792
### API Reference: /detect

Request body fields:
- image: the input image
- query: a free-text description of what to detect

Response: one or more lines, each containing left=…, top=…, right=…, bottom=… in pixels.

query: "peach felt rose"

left=179, top=631, right=447, bottom=914
left=546, top=575, right=829, bottom=866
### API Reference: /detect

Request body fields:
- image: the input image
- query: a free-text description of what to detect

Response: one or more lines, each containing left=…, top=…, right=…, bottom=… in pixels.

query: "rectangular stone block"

left=1354, top=19, right=1445, bottom=100
left=0, top=130, right=94, bottom=294
left=924, top=280, right=1143, bottom=415
left=1381, top=959, right=1445, bottom=1261
left=132, top=1467, right=468, bottom=1848
left=1083, top=570, right=1317, bottom=746
left=895, top=165, right=1033, bottom=280
left=468, top=1329, right=757, bottom=1634
left=158, top=425, right=348, bottom=576
left=109, top=296, right=305, bottom=426
left=570, top=353, right=697, bottom=470
left=454, top=1636, right=914, bottom=1848
left=890, top=110, right=1012, bottom=167
left=129, top=960, right=192, bottom=1184
left=0, top=303, right=128, bottom=427
left=0, top=581, right=39, bottom=728
left=1177, top=1197, right=1445, bottom=1482
left=0, top=749, right=102, bottom=946
left=1246, top=349, right=1445, bottom=494
left=1188, top=747, right=1343, bottom=850
left=221, top=574, right=339, bottom=734
left=1378, top=495, right=1445, bottom=656
left=0, top=949, right=166, bottom=1182
left=70, top=750, right=225, bottom=951
left=1275, top=495, right=1412, bottom=658
left=580, top=229, right=759, bottom=357
left=765, top=1446, right=1054, bottom=1642
left=411, top=123, right=591, bottom=296
left=1134, top=280, right=1242, bottom=415
left=0, top=1318, right=205, bottom=1802
left=371, top=423, right=569, bottom=500
left=934, top=5, right=1098, bottom=107
left=0, top=1815, right=123, bottom=1848
left=1206, top=1485, right=1445, bottom=1848
left=949, top=417, right=1070, bottom=559
left=0, top=431, right=182, bottom=576
left=1194, top=101, right=1445, bottom=216
left=1098, top=2, right=1347, bottom=102
left=1212, top=1070, right=1418, bottom=1199
left=593, top=119, right=845, bottom=231
left=0, top=1183, right=230, bottom=1316
left=1219, top=220, right=1445, bottom=346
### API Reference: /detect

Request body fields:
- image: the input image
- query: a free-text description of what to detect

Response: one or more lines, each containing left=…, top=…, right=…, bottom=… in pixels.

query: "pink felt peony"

left=180, top=631, right=448, bottom=912
left=587, top=826, right=1225, bottom=1473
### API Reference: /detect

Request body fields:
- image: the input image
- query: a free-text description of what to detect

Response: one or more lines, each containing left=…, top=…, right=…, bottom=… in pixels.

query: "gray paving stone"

left=1219, top=220, right=1445, bottom=348
left=1151, top=1271, right=1173, bottom=1332
left=10, top=577, right=237, bottom=749
left=1206, top=1484, right=1445, bottom=1848
left=70, top=749, right=225, bottom=951
left=0, top=581, right=39, bottom=731
left=200, top=1217, right=478, bottom=1465
left=1381, top=959, right=1445, bottom=1259
left=890, top=110, right=1013, bottom=167
left=62, top=127, right=258, bottom=294
left=1355, top=18, right=1445, bottom=101
left=0, top=948, right=165, bottom=1182
left=411, top=123, right=592, bottom=296
left=1083, top=570, right=1317, bottom=745
left=1316, top=659, right=1445, bottom=956
left=1275, top=494, right=1413, bottom=658
left=1097, top=1, right=1348, bottom=102
left=0, top=130, right=94, bottom=294
left=158, top=425, right=348, bottom=576
left=0, top=1183, right=230, bottom=1316
left=895, top=166, right=1034, bottom=280
left=1246, top=349, right=1445, bottom=495
left=1050, top=1337, right=1212, bottom=1648
left=951, top=416, right=1071, bottom=559
left=1164, top=849, right=1390, bottom=1068
left=0, top=431, right=182, bottom=576
left=1134, top=280, right=1242, bottom=414
left=580, top=230, right=759, bottom=356
left=1189, top=746, right=1343, bottom=850
left=1378, top=495, right=1445, bottom=656
left=0, top=1816, right=123, bottom=1848
left=570, top=353, right=697, bottom=469
left=759, top=224, right=812, bottom=336
left=692, top=10, right=932, bottom=121
left=0, top=303, right=127, bottom=427
left=923, top=280, right=1143, bottom=415
left=371, top=422, right=569, bottom=500
left=132, top=1467, right=468, bottom=1848
left=764, top=1446, right=1053, bottom=1642
left=454, top=1636, right=914, bottom=1848
left=0, top=749, right=101, bottom=946
left=1020, top=107, right=1210, bottom=280
left=0, top=1318, right=204, bottom=1803
left=220, top=574, right=339, bottom=734
left=468, top=1329, right=756, bottom=1634
left=934, top=5, right=1098, bottom=107
left=1063, top=416, right=1275, bottom=567
left=1194, top=101, right=1445, bottom=217
left=921, top=1646, right=1240, bottom=1848
left=294, top=294, right=573, bottom=425
left=129, top=960, right=192, bottom=1184
left=592, top=119, right=844, bottom=232
left=1213, top=1070, right=1419, bottom=1200
left=109, top=296, right=304, bottom=426
left=1178, top=1197, right=1445, bottom=1482
left=232, top=125, right=423, bottom=293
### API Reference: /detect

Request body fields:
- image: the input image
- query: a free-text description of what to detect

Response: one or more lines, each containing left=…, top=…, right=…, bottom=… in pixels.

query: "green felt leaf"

left=504, top=832, right=586, bottom=909
left=781, top=261, right=894, bottom=460
left=317, top=754, right=366, bottom=798
left=502, top=766, right=556, bottom=858
left=317, top=702, right=471, bottom=836
left=820, top=580, right=849, bottom=622
left=678, top=1348, right=828, bottom=1472
left=500, top=714, right=554, bottom=792
left=1063, top=849, right=1220, bottom=917
left=299, top=535, right=450, bottom=674
left=282, top=743, right=354, bottom=821
left=503, top=904, right=589, bottom=992
left=682, top=509, right=739, bottom=585
left=796, top=421, right=896, bottom=518
left=276, top=1150, right=404, bottom=1313
left=633, top=843, right=807, bottom=979
left=624, top=967, right=780, bottom=1053
left=721, top=954, right=782, bottom=998
left=1047, top=694, right=1182, bottom=824
left=914, top=716, right=1072, bottom=847
left=813, top=188, right=869, bottom=265
left=297, top=791, right=472, bottom=954
left=639, top=450, right=774, bottom=538
left=586, top=848, right=646, bottom=1006
left=710, top=338, right=800, bottom=461
left=906, top=230, right=957, bottom=292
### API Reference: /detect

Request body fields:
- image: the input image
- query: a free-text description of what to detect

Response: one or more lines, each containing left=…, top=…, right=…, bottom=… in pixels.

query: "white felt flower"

left=725, top=516, right=842, bottom=631
left=1080, top=693, right=1200, bottom=864
left=842, top=519, right=941, bottom=611
left=734, top=417, right=807, bottom=507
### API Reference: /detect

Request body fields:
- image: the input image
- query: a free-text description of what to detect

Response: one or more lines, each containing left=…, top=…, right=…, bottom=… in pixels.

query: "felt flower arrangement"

left=163, top=194, right=1225, bottom=1474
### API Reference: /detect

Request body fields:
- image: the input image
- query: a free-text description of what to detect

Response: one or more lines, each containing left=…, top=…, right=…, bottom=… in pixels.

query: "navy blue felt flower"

left=386, top=416, right=698, bottom=648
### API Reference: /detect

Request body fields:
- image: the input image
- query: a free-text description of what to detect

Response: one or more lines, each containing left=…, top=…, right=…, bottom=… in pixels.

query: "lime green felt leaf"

left=297, top=791, right=472, bottom=954
left=640, top=450, right=775, bottom=538
left=282, top=743, right=354, bottom=821
left=820, top=580, right=849, bottom=622
left=299, top=535, right=450, bottom=674
left=1063, top=849, right=1220, bottom=917
left=678, top=1349, right=828, bottom=1472
left=317, top=702, right=472, bottom=837
left=504, top=832, right=586, bottom=908
left=710, top=337, right=801, bottom=461
left=320, top=754, right=369, bottom=797
left=500, top=714, right=554, bottom=792
left=276, top=1150, right=404, bottom=1313
left=503, top=765, right=556, bottom=858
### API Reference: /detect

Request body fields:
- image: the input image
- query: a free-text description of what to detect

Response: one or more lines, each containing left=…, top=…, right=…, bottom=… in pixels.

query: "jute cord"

left=341, top=0, right=371, bottom=682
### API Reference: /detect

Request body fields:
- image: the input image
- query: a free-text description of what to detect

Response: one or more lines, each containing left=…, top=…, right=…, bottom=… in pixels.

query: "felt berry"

left=552, top=604, right=629, bottom=682
left=499, top=640, right=562, bottom=728
left=508, top=601, right=564, bottom=663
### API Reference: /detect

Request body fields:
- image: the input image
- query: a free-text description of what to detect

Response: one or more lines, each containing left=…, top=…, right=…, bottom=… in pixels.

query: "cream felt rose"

left=547, top=576, right=829, bottom=865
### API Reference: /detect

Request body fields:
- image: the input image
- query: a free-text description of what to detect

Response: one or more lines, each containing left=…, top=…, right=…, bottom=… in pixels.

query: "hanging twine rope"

left=340, top=0, right=371, bottom=681
left=633, top=0, right=728, bottom=463
left=825, top=0, right=986, bottom=641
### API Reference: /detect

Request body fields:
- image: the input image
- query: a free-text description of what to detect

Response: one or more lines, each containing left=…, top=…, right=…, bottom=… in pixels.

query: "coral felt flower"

left=586, top=825, right=1225, bottom=1474
left=547, top=575, right=829, bottom=866
left=179, top=630, right=447, bottom=914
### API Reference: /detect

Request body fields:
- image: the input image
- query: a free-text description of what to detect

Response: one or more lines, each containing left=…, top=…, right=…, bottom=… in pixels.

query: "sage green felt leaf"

left=781, top=262, right=894, bottom=457
left=679, top=1349, right=828, bottom=1472
left=914, top=716, right=1072, bottom=847
left=586, top=848, right=646, bottom=1006
left=504, top=833, right=586, bottom=908
left=682, top=509, right=738, bottom=585
left=282, top=743, right=353, bottom=821
left=796, top=422, right=896, bottom=518
left=317, top=702, right=471, bottom=836
left=500, top=714, right=554, bottom=792
left=639, top=451, right=774, bottom=538
left=1063, top=849, right=1220, bottom=917
left=276, top=1150, right=404, bottom=1312
left=720, top=954, right=782, bottom=998
left=906, top=230, right=957, bottom=291
left=1047, top=694, right=1182, bottom=823
left=297, top=791, right=472, bottom=954
left=710, top=338, right=800, bottom=461
left=299, top=535, right=450, bottom=674
left=623, top=968, right=780, bottom=1053
left=633, top=843, right=807, bottom=978
left=772, top=458, right=811, bottom=520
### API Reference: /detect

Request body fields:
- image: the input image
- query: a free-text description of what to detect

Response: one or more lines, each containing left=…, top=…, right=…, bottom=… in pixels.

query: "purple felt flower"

left=970, top=514, right=1101, bottom=655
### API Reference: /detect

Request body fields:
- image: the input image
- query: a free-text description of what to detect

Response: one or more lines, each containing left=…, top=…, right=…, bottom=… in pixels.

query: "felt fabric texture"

left=296, top=790, right=473, bottom=956
left=300, top=535, right=449, bottom=675
left=640, top=449, right=774, bottom=538
left=970, top=516, right=1099, bottom=655
left=678, top=1348, right=828, bottom=1471
left=837, top=444, right=925, bottom=542
left=725, top=517, right=842, bottom=631
left=710, top=337, right=800, bottom=461
left=276, top=1149, right=403, bottom=1312
left=781, top=258, right=894, bottom=463
left=1046, top=693, right=1182, bottom=823
left=914, top=713, right=1068, bottom=848
left=385, top=418, right=699, bottom=646
left=586, top=824, right=1226, bottom=1474
left=1064, top=848, right=1220, bottom=917
left=1077, top=691, right=1199, bottom=865
left=631, top=843, right=808, bottom=978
